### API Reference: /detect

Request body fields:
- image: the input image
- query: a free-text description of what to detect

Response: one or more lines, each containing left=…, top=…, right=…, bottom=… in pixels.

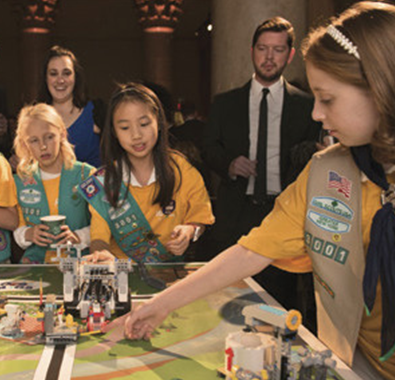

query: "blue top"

left=68, top=101, right=101, bottom=167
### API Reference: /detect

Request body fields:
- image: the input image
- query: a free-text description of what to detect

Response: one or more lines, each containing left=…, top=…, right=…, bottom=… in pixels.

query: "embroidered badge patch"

left=311, top=197, right=353, bottom=220
left=313, top=272, right=335, bottom=298
left=80, top=177, right=99, bottom=199
left=327, top=171, right=352, bottom=199
left=22, top=177, right=37, bottom=186
left=23, top=207, right=41, bottom=217
left=307, top=210, right=350, bottom=233
left=129, top=246, right=148, bottom=261
left=162, top=200, right=176, bottom=216
left=71, top=185, right=80, bottom=201
left=119, top=227, right=143, bottom=241
left=332, top=233, right=341, bottom=242
left=20, top=189, right=41, bottom=204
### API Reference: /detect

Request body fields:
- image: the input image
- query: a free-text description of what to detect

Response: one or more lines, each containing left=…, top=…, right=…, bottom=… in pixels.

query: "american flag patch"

left=328, top=171, right=352, bottom=199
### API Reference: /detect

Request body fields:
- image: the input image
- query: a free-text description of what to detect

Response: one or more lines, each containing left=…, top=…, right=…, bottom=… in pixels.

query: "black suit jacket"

left=203, top=79, right=321, bottom=240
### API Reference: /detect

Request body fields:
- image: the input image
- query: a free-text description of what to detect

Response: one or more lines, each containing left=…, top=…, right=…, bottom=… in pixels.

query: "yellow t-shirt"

left=0, top=155, right=17, bottom=208
left=90, top=153, right=215, bottom=259
left=238, top=161, right=395, bottom=379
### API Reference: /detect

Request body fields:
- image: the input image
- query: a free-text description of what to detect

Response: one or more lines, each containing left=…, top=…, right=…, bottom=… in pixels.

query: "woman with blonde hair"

left=13, top=103, right=93, bottom=263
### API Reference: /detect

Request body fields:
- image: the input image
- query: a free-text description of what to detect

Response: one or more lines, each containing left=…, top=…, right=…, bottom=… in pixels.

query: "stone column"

left=134, top=0, right=183, bottom=92
left=13, top=0, right=59, bottom=103
left=211, top=0, right=309, bottom=96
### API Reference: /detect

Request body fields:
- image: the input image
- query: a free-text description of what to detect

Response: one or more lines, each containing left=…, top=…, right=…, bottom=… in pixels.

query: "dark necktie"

left=253, top=88, right=270, bottom=203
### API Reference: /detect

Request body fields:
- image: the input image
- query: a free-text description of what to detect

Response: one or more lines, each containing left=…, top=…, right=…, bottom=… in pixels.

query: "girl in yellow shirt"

left=81, top=83, right=214, bottom=262
left=13, top=103, right=93, bottom=263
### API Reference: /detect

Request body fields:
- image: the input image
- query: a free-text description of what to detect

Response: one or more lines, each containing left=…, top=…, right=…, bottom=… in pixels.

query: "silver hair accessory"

left=326, top=25, right=360, bottom=60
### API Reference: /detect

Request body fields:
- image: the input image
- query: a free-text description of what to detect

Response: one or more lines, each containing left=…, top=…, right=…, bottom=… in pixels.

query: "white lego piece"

left=225, top=331, right=275, bottom=373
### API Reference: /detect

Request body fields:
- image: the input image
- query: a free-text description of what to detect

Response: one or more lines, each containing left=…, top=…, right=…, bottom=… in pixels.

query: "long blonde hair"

left=14, top=103, right=76, bottom=179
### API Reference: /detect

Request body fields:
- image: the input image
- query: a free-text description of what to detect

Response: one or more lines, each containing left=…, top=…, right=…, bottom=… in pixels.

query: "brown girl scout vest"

left=305, top=144, right=365, bottom=366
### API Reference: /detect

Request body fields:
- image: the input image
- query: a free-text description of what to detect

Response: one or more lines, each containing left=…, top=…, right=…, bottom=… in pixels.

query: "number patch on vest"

left=305, top=232, right=349, bottom=265
left=22, top=207, right=41, bottom=217
left=114, top=214, right=138, bottom=230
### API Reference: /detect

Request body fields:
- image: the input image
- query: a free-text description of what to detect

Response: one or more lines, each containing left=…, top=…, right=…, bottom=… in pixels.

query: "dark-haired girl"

left=79, top=83, right=214, bottom=262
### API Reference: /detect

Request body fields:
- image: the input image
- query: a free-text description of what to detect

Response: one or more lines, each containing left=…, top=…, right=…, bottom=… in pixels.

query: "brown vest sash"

left=305, top=144, right=365, bottom=365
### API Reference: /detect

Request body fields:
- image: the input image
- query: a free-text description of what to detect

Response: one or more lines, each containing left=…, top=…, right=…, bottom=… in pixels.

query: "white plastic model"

left=58, top=243, right=132, bottom=320
left=225, top=304, right=336, bottom=380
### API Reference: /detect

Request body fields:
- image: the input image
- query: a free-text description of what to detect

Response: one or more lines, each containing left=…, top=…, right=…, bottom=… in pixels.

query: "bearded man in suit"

left=202, top=17, right=320, bottom=332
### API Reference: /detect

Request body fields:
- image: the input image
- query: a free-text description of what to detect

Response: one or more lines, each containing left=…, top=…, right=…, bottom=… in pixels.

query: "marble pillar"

left=14, top=0, right=59, bottom=103
left=134, top=0, right=184, bottom=92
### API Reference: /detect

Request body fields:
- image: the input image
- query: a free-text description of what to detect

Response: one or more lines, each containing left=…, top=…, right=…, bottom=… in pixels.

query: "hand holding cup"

left=39, top=215, right=66, bottom=246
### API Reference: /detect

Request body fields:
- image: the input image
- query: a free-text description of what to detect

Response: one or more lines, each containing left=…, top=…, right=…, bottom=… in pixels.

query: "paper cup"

left=40, top=215, right=66, bottom=238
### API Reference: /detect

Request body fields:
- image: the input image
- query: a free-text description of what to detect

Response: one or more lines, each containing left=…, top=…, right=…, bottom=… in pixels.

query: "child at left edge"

left=13, top=103, right=94, bottom=264
left=0, top=154, right=18, bottom=263
left=80, top=82, right=214, bottom=263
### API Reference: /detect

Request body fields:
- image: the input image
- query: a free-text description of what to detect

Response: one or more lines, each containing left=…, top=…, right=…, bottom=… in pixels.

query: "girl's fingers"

left=35, top=236, right=51, bottom=246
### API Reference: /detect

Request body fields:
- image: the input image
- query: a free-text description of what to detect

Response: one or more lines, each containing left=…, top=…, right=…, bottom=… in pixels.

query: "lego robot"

left=57, top=243, right=132, bottom=320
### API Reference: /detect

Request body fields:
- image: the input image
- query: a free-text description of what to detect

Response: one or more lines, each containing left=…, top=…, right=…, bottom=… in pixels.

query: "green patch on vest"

left=311, top=196, right=353, bottom=220
left=307, top=210, right=350, bottom=233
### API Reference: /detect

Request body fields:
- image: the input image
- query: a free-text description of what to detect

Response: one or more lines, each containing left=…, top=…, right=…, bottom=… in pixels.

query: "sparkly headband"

left=326, top=25, right=360, bottom=60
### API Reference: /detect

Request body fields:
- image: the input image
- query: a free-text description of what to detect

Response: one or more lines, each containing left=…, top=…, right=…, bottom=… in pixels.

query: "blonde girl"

left=13, top=103, right=93, bottom=263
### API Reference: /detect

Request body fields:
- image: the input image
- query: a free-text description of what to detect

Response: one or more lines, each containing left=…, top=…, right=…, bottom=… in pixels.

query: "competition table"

left=0, top=263, right=361, bottom=380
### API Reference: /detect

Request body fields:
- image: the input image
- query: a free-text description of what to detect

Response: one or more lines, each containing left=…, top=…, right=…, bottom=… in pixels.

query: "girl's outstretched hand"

left=55, top=225, right=81, bottom=245
left=25, top=224, right=55, bottom=247
left=165, top=224, right=195, bottom=256
left=123, top=298, right=169, bottom=340
left=83, top=250, right=115, bottom=264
